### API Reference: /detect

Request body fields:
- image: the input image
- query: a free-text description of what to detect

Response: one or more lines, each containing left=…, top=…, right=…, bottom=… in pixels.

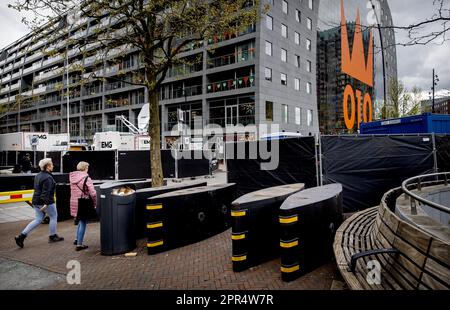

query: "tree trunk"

left=148, top=80, right=164, bottom=187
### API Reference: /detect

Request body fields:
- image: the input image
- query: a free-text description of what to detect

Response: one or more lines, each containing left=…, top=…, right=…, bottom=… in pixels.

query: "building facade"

left=0, top=0, right=320, bottom=148
left=317, top=0, right=397, bottom=134
left=421, top=97, right=450, bottom=115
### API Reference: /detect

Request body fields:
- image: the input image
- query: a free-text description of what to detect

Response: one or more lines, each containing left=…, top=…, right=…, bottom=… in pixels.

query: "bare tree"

left=8, top=0, right=261, bottom=186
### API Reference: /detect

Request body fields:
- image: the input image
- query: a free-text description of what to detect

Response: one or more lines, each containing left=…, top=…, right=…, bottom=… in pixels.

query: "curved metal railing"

left=402, top=172, right=450, bottom=215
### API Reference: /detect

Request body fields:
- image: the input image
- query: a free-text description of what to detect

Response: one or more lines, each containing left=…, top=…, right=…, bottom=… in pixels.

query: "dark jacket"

left=32, top=171, right=56, bottom=205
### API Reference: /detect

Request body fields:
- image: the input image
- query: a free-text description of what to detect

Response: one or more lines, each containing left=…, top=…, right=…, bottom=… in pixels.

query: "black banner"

left=321, top=135, right=435, bottom=212
left=227, top=138, right=317, bottom=197
left=63, top=151, right=116, bottom=180
left=117, top=150, right=175, bottom=180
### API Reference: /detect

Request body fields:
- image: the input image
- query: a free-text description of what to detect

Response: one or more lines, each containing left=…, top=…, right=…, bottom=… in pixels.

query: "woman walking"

left=70, top=161, right=97, bottom=251
left=15, top=158, right=64, bottom=248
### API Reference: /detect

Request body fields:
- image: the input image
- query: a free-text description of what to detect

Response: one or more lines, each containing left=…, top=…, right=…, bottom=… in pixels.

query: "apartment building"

left=0, top=0, right=319, bottom=147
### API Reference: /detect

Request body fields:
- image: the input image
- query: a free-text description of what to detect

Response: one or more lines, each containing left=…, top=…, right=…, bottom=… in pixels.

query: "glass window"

left=265, top=67, right=272, bottom=81
left=307, top=60, right=312, bottom=72
left=306, top=39, right=312, bottom=51
left=308, top=0, right=313, bottom=10
left=307, top=18, right=312, bottom=30
left=266, top=15, right=273, bottom=30
left=281, top=73, right=287, bottom=86
left=294, top=78, right=300, bottom=91
left=266, top=101, right=273, bottom=121
left=281, top=24, right=288, bottom=38
left=282, top=104, right=288, bottom=123
left=281, top=48, right=287, bottom=62
left=306, top=82, right=312, bottom=94
left=295, top=107, right=301, bottom=125
left=295, top=55, right=300, bottom=67
left=295, top=9, right=301, bottom=23
left=295, top=32, right=300, bottom=45
left=282, top=0, right=288, bottom=14
left=307, top=109, right=313, bottom=126
left=265, top=41, right=272, bottom=56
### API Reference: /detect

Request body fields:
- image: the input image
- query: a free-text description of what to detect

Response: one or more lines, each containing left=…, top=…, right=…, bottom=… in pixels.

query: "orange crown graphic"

left=341, top=0, right=373, bottom=87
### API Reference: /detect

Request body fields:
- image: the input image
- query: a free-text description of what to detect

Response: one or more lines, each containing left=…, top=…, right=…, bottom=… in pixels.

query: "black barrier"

left=279, top=184, right=343, bottom=282
left=63, top=151, right=115, bottom=180
left=176, top=151, right=211, bottom=179
left=146, top=184, right=236, bottom=255
left=321, top=135, right=435, bottom=212
left=134, top=181, right=207, bottom=238
left=117, top=150, right=175, bottom=180
left=231, top=184, right=305, bottom=272
left=55, top=184, right=72, bottom=221
left=0, top=173, right=69, bottom=192
left=7, top=151, right=17, bottom=166
left=46, top=151, right=61, bottom=173
left=436, top=135, right=450, bottom=172
left=227, top=138, right=317, bottom=197
left=0, top=151, right=7, bottom=166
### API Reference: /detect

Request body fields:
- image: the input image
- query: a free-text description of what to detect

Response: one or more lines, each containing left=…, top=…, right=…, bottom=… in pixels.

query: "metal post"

left=431, top=133, right=438, bottom=174
left=66, top=38, right=70, bottom=147
left=314, top=134, right=319, bottom=187
left=432, top=69, right=435, bottom=113
left=318, top=133, right=324, bottom=186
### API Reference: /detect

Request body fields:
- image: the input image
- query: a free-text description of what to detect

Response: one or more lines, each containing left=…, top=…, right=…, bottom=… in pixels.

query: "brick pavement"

left=0, top=219, right=344, bottom=290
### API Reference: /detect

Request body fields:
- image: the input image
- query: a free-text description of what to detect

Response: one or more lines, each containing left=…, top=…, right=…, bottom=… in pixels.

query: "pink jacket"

left=69, top=171, right=97, bottom=217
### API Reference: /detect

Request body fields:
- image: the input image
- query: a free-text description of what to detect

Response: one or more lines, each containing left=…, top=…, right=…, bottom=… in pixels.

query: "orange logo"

left=340, top=0, right=373, bottom=130
left=341, top=0, right=373, bottom=87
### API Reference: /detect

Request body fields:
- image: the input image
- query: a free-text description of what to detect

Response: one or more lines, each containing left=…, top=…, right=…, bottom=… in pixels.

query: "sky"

left=0, top=0, right=449, bottom=99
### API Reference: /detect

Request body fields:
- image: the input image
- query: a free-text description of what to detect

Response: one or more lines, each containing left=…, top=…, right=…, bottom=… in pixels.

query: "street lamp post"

left=432, top=69, right=439, bottom=113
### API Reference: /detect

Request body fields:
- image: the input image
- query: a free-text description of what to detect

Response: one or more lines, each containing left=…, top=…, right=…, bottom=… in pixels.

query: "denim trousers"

left=76, top=219, right=87, bottom=245
left=22, top=203, right=58, bottom=236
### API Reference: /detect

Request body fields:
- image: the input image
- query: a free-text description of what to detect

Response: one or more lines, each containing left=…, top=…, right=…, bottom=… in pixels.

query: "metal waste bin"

left=100, top=186, right=136, bottom=255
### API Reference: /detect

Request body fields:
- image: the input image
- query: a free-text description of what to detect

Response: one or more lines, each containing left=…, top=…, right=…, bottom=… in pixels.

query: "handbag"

left=76, top=176, right=97, bottom=221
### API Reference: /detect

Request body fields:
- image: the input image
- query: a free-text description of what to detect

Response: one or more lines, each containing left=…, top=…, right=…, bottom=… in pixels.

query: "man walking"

left=14, top=158, right=64, bottom=248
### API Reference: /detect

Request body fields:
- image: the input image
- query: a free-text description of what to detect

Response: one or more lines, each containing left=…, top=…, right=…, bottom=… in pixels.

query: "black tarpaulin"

left=46, top=151, right=61, bottom=173
left=321, top=135, right=435, bottom=212
left=117, top=150, right=175, bottom=180
left=436, top=135, right=450, bottom=172
left=63, top=151, right=116, bottom=180
left=226, top=138, right=317, bottom=197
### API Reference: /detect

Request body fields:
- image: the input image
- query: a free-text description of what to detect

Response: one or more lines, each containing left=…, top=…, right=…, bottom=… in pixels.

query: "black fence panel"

left=436, top=135, right=450, bottom=172
left=0, top=173, right=68, bottom=191
left=322, top=135, right=435, bottom=212
left=227, top=138, right=317, bottom=197
left=46, top=151, right=62, bottom=173
left=63, top=151, right=115, bottom=180
left=7, top=151, right=17, bottom=166
left=0, top=151, right=7, bottom=166
left=177, top=150, right=210, bottom=178
left=117, top=150, right=175, bottom=180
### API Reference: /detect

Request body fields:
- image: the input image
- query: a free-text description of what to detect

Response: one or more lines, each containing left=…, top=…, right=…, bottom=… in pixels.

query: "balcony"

left=105, top=98, right=130, bottom=109
left=160, top=84, right=203, bottom=101
left=207, top=49, right=255, bottom=69
left=83, top=86, right=102, bottom=97
left=0, top=97, right=9, bottom=104
left=167, top=61, right=203, bottom=78
left=84, top=55, right=102, bottom=66
left=3, top=64, right=13, bottom=72
left=27, top=51, right=43, bottom=62
left=11, top=70, right=23, bottom=80
left=206, top=75, right=255, bottom=94
left=1, top=75, right=11, bottom=83
left=10, top=82, right=21, bottom=91
left=42, top=55, right=64, bottom=67
left=207, top=24, right=256, bottom=45
left=35, top=68, right=63, bottom=82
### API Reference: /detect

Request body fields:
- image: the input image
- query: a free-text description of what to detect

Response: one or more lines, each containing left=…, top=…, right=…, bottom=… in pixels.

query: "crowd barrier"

left=146, top=184, right=236, bottom=255
left=231, top=184, right=305, bottom=272
left=279, top=184, right=343, bottom=282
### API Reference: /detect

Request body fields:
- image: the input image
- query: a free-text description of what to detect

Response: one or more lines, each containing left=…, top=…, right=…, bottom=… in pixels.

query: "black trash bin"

left=100, top=186, right=137, bottom=255
left=55, top=184, right=72, bottom=221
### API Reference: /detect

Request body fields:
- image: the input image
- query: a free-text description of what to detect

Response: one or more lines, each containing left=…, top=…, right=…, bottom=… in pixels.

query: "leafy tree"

left=387, top=79, right=422, bottom=118
left=9, top=0, right=261, bottom=186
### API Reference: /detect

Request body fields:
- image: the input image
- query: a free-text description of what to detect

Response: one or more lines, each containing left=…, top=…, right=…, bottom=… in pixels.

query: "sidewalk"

left=0, top=219, right=344, bottom=290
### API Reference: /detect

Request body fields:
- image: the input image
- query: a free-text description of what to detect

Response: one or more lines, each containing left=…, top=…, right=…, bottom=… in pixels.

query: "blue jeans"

left=76, top=220, right=87, bottom=246
left=22, top=203, right=58, bottom=236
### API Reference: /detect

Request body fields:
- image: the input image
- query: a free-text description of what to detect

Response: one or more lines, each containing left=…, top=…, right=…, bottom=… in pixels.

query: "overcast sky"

left=0, top=0, right=449, bottom=98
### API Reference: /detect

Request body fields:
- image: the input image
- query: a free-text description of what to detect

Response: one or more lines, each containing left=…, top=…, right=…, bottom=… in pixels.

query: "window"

left=265, top=67, right=272, bottom=81
left=266, top=101, right=273, bottom=121
left=294, top=78, right=300, bottom=91
left=307, top=109, right=313, bottom=126
left=268, top=0, right=274, bottom=4
left=265, top=41, right=272, bottom=56
left=294, top=32, right=300, bottom=45
left=295, top=107, right=301, bottom=125
left=281, top=48, right=287, bottom=62
left=281, top=24, right=288, bottom=38
left=282, top=104, right=288, bottom=123
left=306, top=60, right=312, bottom=72
left=307, top=18, right=312, bottom=30
left=266, top=15, right=273, bottom=30
left=295, top=55, right=300, bottom=67
left=306, top=39, right=312, bottom=51
left=306, top=82, right=312, bottom=94
left=295, top=9, right=301, bottom=23
left=281, top=73, right=287, bottom=86
left=282, top=0, right=288, bottom=14
left=308, top=0, right=313, bottom=10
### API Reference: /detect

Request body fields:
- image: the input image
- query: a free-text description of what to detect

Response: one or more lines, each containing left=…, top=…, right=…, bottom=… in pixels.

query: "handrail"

left=402, top=172, right=450, bottom=214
